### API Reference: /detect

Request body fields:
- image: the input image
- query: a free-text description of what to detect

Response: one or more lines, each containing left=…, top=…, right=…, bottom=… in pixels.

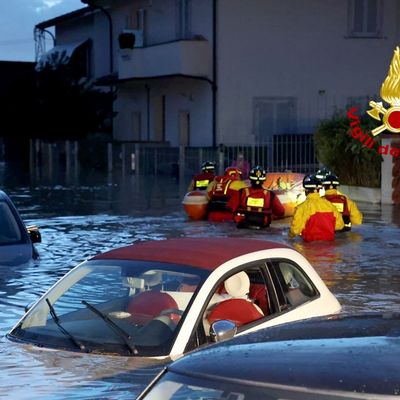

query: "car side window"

left=202, top=265, right=270, bottom=336
left=0, top=202, right=22, bottom=244
left=270, top=259, right=318, bottom=308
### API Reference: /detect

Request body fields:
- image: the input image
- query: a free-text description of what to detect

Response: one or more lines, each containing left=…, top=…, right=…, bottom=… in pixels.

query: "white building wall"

left=217, top=0, right=400, bottom=145
left=113, top=0, right=214, bottom=146
left=114, top=78, right=212, bottom=146
left=56, top=11, right=112, bottom=79
left=51, top=0, right=400, bottom=148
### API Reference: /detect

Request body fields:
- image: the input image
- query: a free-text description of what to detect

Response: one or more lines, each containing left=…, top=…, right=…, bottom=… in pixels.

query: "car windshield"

left=0, top=201, right=22, bottom=245
left=9, top=259, right=209, bottom=356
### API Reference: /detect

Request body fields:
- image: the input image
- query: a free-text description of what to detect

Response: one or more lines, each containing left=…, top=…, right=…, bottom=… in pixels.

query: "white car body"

left=169, top=247, right=340, bottom=357
left=8, top=238, right=341, bottom=359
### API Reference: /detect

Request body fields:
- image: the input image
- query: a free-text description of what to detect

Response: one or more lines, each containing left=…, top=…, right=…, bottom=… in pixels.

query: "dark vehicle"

left=0, top=190, right=41, bottom=266
left=138, top=313, right=400, bottom=400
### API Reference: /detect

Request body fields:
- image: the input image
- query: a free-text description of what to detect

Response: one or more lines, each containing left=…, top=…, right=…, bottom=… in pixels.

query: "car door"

left=172, top=254, right=339, bottom=356
left=185, top=259, right=326, bottom=349
left=179, top=260, right=278, bottom=354
left=243, top=258, right=332, bottom=335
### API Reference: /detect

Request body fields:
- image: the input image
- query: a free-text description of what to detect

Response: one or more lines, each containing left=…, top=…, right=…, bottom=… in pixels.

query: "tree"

left=314, top=109, right=381, bottom=188
left=34, top=50, right=114, bottom=141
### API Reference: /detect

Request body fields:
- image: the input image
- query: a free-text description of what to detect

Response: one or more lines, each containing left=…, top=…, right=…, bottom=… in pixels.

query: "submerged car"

left=138, top=313, right=400, bottom=400
left=7, top=237, right=340, bottom=357
left=0, top=190, right=41, bottom=266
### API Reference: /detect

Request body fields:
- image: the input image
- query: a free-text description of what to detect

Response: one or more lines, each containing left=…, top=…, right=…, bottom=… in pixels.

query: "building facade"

left=35, top=0, right=399, bottom=150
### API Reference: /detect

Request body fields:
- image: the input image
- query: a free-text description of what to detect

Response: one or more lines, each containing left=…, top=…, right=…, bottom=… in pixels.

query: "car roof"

left=0, top=190, right=10, bottom=201
left=92, top=237, right=291, bottom=270
left=169, top=313, right=400, bottom=395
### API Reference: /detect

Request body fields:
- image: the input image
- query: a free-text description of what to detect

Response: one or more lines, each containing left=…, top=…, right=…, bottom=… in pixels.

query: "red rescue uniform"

left=324, top=188, right=363, bottom=231
left=228, top=187, right=285, bottom=228
left=207, top=176, right=247, bottom=222
left=289, top=192, right=345, bottom=242
left=188, top=171, right=215, bottom=191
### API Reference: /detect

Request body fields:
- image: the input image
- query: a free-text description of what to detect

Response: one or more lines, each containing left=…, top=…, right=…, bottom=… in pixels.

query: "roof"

left=35, top=7, right=92, bottom=30
left=35, top=39, right=91, bottom=71
left=92, top=237, right=291, bottom=270
left=95, top=73, right=213, bottom=87
left=170, top=313, right=400, bottom=396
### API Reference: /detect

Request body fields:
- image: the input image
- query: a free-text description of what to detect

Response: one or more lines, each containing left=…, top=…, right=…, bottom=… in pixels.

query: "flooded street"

left=0, top=171, right=399, bottom=399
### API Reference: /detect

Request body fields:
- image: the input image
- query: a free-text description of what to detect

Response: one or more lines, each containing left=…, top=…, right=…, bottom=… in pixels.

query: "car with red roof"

left=7, top=237, right=340, bottom=357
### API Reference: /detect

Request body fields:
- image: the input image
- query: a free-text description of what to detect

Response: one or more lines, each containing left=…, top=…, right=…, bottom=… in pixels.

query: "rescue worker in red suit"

left=322, top=174, right=363, bottom=231
left=289, top=175, right=344, bottom=242
left=206, top=166, right=247, bottom=222
left=228, top=166, right=285, bottom=229
left=187, top=161, right=216, bottom=191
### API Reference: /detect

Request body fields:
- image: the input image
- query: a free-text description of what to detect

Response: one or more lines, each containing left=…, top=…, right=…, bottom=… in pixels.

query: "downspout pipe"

left=82, top=1, right=115, bottom=140
left=212, top=0, right=217, bottom=148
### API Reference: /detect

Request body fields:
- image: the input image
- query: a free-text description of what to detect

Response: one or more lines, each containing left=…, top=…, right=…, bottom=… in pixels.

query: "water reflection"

left=0, top=171, right=399, bottom=399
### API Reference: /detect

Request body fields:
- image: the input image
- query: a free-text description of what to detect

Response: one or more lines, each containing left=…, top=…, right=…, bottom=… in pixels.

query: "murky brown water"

left=0, top=170, right=399, bottom=399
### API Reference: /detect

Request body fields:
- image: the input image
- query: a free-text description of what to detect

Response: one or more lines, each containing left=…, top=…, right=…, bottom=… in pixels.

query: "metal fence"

left=29, top=134, right=319, bottom=183
left=113, top=134, right=319, bottom=178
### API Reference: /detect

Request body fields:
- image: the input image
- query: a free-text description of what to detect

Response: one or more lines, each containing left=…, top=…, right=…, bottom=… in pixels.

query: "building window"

left=131, top=112, right=142, bottom=141
left=152, top=95, right=166, bottom=142
left=179, top=111, right=190, bottom=146
left=253, top=97, right=297, bottom=144
left=348, top=0, right=383, bottom=37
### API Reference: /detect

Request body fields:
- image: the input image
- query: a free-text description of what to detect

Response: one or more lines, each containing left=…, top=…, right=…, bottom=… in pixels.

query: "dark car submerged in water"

left=0, top=190, right=41, bottom=266
left=138, top=312, right=400, bottom=400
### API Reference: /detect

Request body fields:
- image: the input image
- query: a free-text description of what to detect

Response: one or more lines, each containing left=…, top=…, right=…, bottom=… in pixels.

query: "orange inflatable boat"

left=183, top=172, right=306, bottom=221
left=262, top=172, right=306, bottom=218
left=182, top=190, right=209, bottom=221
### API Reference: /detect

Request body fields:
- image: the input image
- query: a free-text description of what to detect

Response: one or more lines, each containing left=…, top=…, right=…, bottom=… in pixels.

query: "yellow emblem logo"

left=367, top=46, right=400, bottom=136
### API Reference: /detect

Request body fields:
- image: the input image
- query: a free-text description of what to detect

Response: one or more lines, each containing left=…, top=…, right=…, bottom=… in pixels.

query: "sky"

left=0, top=0, right=84, bottom=62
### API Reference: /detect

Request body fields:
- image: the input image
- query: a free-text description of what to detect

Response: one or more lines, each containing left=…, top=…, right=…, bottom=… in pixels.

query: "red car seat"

left=127, top=291, right=179, bottom=326
left=249, top=283, right=269, bottom=315
left=207, top=271, right=264, bottom=327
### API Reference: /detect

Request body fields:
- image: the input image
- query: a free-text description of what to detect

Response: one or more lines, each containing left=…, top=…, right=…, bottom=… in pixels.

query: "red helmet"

left=224, top=166, right=242, bottom=179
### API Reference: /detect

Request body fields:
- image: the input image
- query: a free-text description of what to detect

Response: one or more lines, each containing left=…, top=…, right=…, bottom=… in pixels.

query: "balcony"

left=118, top=39, right=211, bottom=80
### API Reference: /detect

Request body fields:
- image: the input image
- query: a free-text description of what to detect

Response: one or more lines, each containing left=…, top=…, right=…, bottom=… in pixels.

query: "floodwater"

left=0, top=168, right=399, bottom=399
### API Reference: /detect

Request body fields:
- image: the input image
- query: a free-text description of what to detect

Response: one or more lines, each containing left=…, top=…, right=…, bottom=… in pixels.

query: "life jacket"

left=193, top=172, right=215, bottom=190
left=302, top=211, right=335, bottom=242
left=208, top=176, right=235, bottom=212
left=236, top=188, right=274, bottom=227
left=325, top=193, right=351, bottom=230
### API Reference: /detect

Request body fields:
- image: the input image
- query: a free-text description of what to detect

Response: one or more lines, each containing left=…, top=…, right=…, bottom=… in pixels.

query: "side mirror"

left=210, top=320, right=237, bottom=343
left=27, top=225, right=41, bottom=243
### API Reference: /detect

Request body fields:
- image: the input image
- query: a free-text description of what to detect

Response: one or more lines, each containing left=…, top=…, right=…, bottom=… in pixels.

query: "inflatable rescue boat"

left=182, top=172, right=306, bottom=221
left=262, top=172, right=306, bottom=218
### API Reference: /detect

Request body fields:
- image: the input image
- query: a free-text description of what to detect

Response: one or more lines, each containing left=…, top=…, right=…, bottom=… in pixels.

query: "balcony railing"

left=118, top=39, right=211, bottom=80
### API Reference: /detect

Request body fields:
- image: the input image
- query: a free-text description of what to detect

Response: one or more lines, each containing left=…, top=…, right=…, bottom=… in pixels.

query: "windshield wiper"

left=46, top=298, right=87, bottom=352
left=81, top=300, right=138, bottom=355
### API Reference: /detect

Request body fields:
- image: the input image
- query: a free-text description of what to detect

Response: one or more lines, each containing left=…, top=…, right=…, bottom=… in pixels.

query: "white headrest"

left=224, top=271, right=250, bottom=297
left=280, top=265, right=299, bottom=289
left=142, top=271, right=162, bottom=287
left=122, top=277, right=144, bottom=289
